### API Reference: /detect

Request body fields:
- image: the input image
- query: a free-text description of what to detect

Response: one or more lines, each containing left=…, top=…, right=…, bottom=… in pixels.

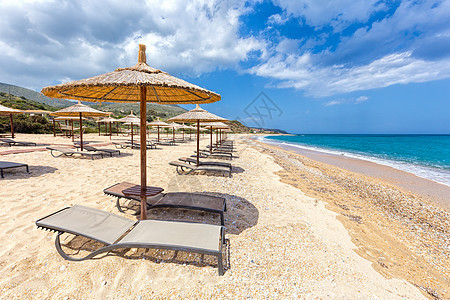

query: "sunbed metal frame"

left=169, top=161, right=232, bottom=177
left=0, top=161, right=29, bottom=178
left=36, top=205, right=225, bottom=275
left=103, top=182, right=226, bottom=225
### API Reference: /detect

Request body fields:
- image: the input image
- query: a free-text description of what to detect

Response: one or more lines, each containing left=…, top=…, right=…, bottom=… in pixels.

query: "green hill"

left=0, top=92, right=57, bottom=111
left=91, top=102, right=188, bottom=119
left=0, top=82, right=73, bottom=107
left=0, top=93, right=56, bottom=134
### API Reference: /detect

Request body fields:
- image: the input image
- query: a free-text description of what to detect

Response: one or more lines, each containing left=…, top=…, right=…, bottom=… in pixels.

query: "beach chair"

left=0, top=161, right=29, bottom=178
left=0, top=138, right=37, bottom=147
left=178, top=157, right=232, bottom=171
left=192, top=150, right=233, bottom=160
left=75, top=145, right=121, bottom=157
left=112, top=141, right=156, bottom=150
left=36, top=205, right=225, bottom=275
left=46, top=147, right=103, bottom=160
left=169, top=161, right=231, bottom=177
left=104, top=182, right=226, bottom=225
left=156, top=139, right=176, bottom=146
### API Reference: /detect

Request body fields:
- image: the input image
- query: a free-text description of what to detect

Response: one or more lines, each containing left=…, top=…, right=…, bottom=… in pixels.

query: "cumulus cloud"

left=251, top=0, right=450, bottom=97
left=1, top=0, right=450, bottom=99
left=0, top=0, right=265, bottom=90
left=272, top=0, right=386, bottom=31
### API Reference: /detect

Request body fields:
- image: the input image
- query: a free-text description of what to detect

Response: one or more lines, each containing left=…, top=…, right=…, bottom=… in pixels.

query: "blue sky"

left=0, top=0, right=449, bottom=133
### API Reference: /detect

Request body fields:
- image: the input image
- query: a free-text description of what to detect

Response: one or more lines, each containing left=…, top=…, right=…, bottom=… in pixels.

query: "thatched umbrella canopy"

left=42, top=44, right=221, bottom=220
left=199, top=122, right=229, bottom=150
left=53, top=116, right=87, bottom=138
left=0, top=104, right=24, bottom=138
left=118, top=112, right=140, bottom=144
left=168, top=105, right=227, bottom=166
left=51, top=101, right=109, bottom=149
left=97, top=116, right=119, bottom=139
left=148, top=117, right=170, bottom=142
left=168, top=122, right=183, bottom=141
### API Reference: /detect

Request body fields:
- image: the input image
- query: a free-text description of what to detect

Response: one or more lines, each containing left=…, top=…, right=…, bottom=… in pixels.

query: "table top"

left=122, top=185, right=164, bottom=197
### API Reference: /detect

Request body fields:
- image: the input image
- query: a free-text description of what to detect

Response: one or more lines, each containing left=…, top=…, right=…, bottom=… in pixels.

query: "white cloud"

left=356, top=96, right=368, bottom=103
left=272, top=0, right=386, bottom=31
left=252, top=51, right=450, bottom=97
left=251, top=0, right=450, bottom=97
left=324, top=100, right=343, bottom=106
left=0, top=0, right=265, bottom=89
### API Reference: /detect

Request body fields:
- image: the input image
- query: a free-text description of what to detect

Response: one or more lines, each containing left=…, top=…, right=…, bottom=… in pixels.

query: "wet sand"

left=269, top=142, right=450, bottom=209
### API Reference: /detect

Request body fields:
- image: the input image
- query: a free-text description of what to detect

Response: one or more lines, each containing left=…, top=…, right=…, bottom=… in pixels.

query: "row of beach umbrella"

left=40, top=44, right=226, bottom=220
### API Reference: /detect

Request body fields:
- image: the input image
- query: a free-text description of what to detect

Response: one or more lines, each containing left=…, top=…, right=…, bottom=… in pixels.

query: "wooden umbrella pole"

left=157, top=126, right=160, bottom=142
left=98, top=122, right=100, bottom=136
left=71, top=120, right=74, bottom=141
left=196, top=120, right=200, bottom=167
left=53, top=119, right=56, bottom=137
left=140, top=86, right=147, bottom=220
left=210, top=126, right=213, bottom=154
left=79, top=112, right=83, bottom=151
left=172, top=126, right=175, bottom=142
left=109, top=122, right=112, bottom=139
left=131, top=123, right=134, bottom=144
left=9, top=114, right=14, bottom=139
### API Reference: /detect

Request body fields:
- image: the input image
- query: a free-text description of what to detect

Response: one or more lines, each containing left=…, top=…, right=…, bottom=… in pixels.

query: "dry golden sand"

left=0, top=133, right=438, bottom=299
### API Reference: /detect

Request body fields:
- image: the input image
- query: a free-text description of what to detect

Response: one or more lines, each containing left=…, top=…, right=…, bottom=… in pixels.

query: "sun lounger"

left=0, top=138, right=37, bottom=147
left=192, top=151, right=232, bottom=160
left=113, top=141, right=156, bottom=149
left=46, top=147, right=103, bottom=160
left=169, top=161, right=231, bottom=177
left=75, top=145, right=121, bottom=157
left=0, top=161, right=29, bottom=178
left=156, top=139, right=175, bottom=146
left=36, top=205, right=225, bottom=275
left=103, top=182, right=226, bottom=225
left=178, top=157, right=232, bottom=171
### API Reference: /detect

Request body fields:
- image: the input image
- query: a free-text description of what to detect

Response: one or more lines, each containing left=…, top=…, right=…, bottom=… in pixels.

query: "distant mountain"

left=0, top=82, right=73, bottom=107
left=250, top=127, right=288, bottom=134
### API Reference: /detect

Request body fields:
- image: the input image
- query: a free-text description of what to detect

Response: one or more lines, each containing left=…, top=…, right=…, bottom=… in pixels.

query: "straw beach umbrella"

left=118, top=112, right=140, bottom=144
left=50, top=101, right=109, bottom=150
left=148, top=117, right=169, bottom=142
left=42, top=44, right=220, bottom=220
left=53, top=116, right=87, bottom=138
left=168, top=105, right=227, bottom=166
left=0, top=104, right=24, bottom=138
left=168, top=122, right=183, bottom=142
left=97, top=116, right=119, bottom=139
left=199, top=122, right=229, bottom=152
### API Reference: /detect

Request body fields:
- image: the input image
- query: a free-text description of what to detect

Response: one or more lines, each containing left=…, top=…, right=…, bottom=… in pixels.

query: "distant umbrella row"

left=1, top=101, right=230, bottom=147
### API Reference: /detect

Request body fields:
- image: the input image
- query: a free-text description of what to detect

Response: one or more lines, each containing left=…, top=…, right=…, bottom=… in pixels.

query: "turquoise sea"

left=261, top=134, right=450, bottom=186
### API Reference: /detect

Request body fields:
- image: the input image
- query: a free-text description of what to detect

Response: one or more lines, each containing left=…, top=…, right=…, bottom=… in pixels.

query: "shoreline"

left=257, top=136, right=449, bottom=209
left=249, top=136, right=449, bottom=299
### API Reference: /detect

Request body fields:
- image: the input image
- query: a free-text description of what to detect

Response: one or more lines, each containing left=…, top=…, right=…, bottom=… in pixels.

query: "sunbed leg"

left=1, top=169, right=3, bottom=178
left=217, top=253, right=224, bottom=276
left=116, top=197, right=125, bottom=213
left=220, top=212, right=224, bottom=226
left=26, top=165, right=29, bottom=173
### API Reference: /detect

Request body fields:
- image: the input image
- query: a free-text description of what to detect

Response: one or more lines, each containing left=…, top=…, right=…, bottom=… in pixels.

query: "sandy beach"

left=0, top=133, right=447, bottom=299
